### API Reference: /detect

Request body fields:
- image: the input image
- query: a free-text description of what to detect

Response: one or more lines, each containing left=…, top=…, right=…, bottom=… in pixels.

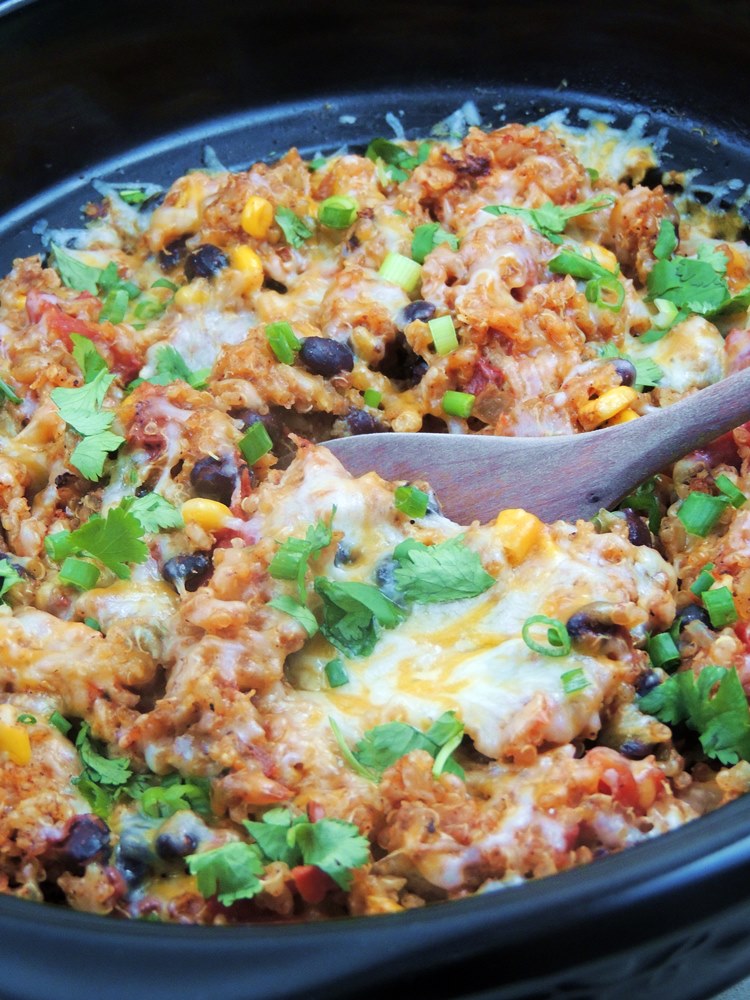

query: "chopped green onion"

left=715, top=474, right=747, bottom=509
left=239, top=423, right=273, bottom=465
left=648, top=631, right=681, bottom=671
left=45, top=530, right=76, bottom=562
left=702, top=587, right=738, bottom=628
left=441, top=390, right=475, bottom=419
left=324, top=659, right=349, bottom=688
left=394, top=485, right=429, bottom=519
left=49, top=711, right=72, bottom=735
left=411, top=223, right=459, bottom=264
left=59, top=557, right=101, bottom=591
left=268, top=537, right=310, bottom=595
left=0, top=377, right=21, bottom=405
left=84, top=617, right=102, bottom=632
left=151, top=278, right=179, bottom=292
left=268, top=595, right=319, bottom=636
left=677, top=492, right=730, bottom=537
left=99, top=287, right=129, bottom=325
left=265, top=322, right=301, bottom=365
left=428, top=314, right=459, bottom=355
left=318, top=196, right=358, bottom=229
left=119, top=188, right=148, bottom=205
left=522, top=615, right=572, bottom=657
left=561, top=667, right=589, bottom=696
left=585, top=273, right=625, bottom=312
left=652, top=297, right=679, bottom=328
left=16, top=713, right=36, bottom=725
left=585, top=168, right=600, bottom=181
left=691, top=563, right=716, bottom=596
left=378, top=252, right=422, bottom=292
left=363, top=388, right=382, bottom=408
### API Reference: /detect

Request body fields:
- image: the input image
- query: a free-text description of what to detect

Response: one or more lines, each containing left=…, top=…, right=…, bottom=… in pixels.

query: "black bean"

left=676, top=603, right=712, bottom=630
left=334, top=543, right=355, bottom=567
left=635, top=669, right=661, bottom=696
left=421, top=414, right=448, bottom=433
left=155, top=831, right=198, bottom=860
left=611, top=358, right=636, bottom=387
left=190, top=455, right=237, bottom=506
left=263, top=276, right=288, bottom=294
left=184, top=244, right=228, bottom=282
left=58, top=815, right=110, bottom=867
left=298, top=337, right=354, bottom=377
left=159, top=235, right=190, bottom=271
left=115, top=826, right=154, bottom=887
left=373, top=556, right=405, bottom=606
left=346, top=407, right=384, bottom=435
left=376, top=332, right=428, bottom=387
left=622, top=508, right=653, bottom=547
left=162, top=552, right=213, bottom=592
left=566, top=608, right=619, bottom=640
left=619, top=738, right=655, bottom=760
left=398, top=300, right=436, bottom=327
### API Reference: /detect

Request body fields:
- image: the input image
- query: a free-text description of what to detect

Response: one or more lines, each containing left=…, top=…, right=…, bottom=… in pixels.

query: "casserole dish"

left=2, top=0, right=750, bottom=997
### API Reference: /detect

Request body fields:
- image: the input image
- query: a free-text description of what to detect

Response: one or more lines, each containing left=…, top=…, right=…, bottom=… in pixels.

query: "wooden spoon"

left=325, top=366, right=750, bottom=524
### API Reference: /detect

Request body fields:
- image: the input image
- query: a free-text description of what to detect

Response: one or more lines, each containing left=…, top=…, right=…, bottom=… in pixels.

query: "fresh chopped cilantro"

left=268, top=595, right=319, bottom=636
left=335, top=711, right=465, bottom=781
left=186, top=842, right=264, bottom=906
left=138, top=774, right=212, bottom=819
left=391, top=535, right=495, bottom=604
left=70, top=431, right=127, bottom=481
left=72, top=721, right=132, bottom=816
left=598, top=343, right=664, bottom=390
left=269, top=509, right=335, bottom=602
left=120, top=493, right=184, bottom=533
left=411, top=223, right=459, bottom=264
left=313, top=578, right=405, bottom=657
left=484, top=194, right=614, bottom=245
left=617, top=475, right=662, bottom=533
left=70, top=333, right=108, bottom=383
left=142, top=345, right=210, bottom=390
left=653, top=219, right=679, bottom=261
left=0, top=560, right=22, bottom=601
left=639, top=666, right=750, bottom=766
left=50, top=369, right=117, bottom=437
left=49, top=507, right=148, bottom=580
left=365, top=138, right=429, bottom=182
left=99, top=287, right=129, bottom=325
left=0, top=377, right=21, bottom=405
left=647, top=254, right=729, bottom=316
left=274, top=206, right=314, bottom=248
left=244, top=808, right=370, bottom=890
left=51, top=243, right=101, bottom=294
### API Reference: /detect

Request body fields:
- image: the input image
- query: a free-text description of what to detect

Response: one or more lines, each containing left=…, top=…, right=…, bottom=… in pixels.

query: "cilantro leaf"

left=647, top=256, right=730, bottom=316
left=268, top=595, right=320, bottom=636
left=137, top=774, right=212, bottom=819
left=639, top=665, right=750, bottom=766
left=484, top=194, right=614, bottom=245
left=274, top=206, right=314, bottom=248
left=269, top=509, right=335, bottom=602
left=313, top=578, right=405, bottom=657
left=70, top=430, right=126, bottom=480
left=244, top=809, right=304, bottom=868
left=344, top=711, right=465, bottom=781
left=51, top=243, right=101, bottom=294
left=70, top=333, right=108, bottom=383
left=186, top=842, right=264, bottom=906
left=411, top=223, right=459, bottom=264
left=391, top=535, right=495, bottom=604
left=144, top=345, right=210, bottom=390
left=616, top=475, right=662, bottom=532
left=598, top=343, right=664, bottom=390
left=50, top=369, right=117, bottom=437
left=72, top=722, right=132, bottom=814
left=653, top=219, right=678, bottom=261
left=0, top=560, right=22, bottom=600
left=121, top=493, right=184, bottom=533
left=56, top=507, right=148, bottom=579
left=293, top=818, right=370, bottom=890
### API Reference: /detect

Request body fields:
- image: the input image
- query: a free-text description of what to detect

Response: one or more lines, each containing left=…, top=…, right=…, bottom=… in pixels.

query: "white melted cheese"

left=626, top=314, right=727, bottom=393
left=142, top=308, right=256, bottom=374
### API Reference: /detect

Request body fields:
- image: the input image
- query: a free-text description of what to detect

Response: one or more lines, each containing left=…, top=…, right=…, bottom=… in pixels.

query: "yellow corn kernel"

left=181, top=498, right=232, bottom=532
left=0, top=722, right=31, bottom=765
left=583, top=241, right=619, bottom=272
left=230, top=245, right=264, bottom=292
left=241, top=196, right=274, bottom=239
left=606, top=406, right=640, bottom=426
left=580, top=386, right=638, bottom=428
left=174, top=283, right=210, bottom=309
left=494, top=508, right=543, bottom=565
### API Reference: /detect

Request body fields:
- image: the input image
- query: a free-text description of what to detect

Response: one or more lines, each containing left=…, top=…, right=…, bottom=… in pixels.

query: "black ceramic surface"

left=2, top=1, right=750, bottom=998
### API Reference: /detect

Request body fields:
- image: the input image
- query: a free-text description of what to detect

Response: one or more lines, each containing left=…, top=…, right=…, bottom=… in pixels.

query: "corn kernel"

left=0, top=722, right=31, bottom=765
left=174, top=283, right=210, bottom=309
left=583, top=241, right=619, bottom=272
left=181, top=498, right=232, bottom=532
left=606, top=406, right=640, bottom=426
left=241, top=196, right=274, bottom=239
left=494, top=508, right=543, bottom=565
left=580, top=386, right=638, bottom=428
left=230, top=245, right=264, bottom=292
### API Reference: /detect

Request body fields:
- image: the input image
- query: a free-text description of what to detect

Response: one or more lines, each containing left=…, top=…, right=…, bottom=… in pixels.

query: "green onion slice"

left=49, top=711, right=72, bottom=735
left=648, top=631, right=681, bottom=671
left=378, top=252, right=422, bottom=293
left=677, top=492, right=730, bottom=537
left=585, top=274, right=625, bottom=312
left=561, top=667, right=589, bottom=696
left=265, top=322, right=301, bottom=365
left=324, top=659, right=349, bottom=688
left=428, top=314, right=458, bottom=355
left=521, top=615, right=572, bottom=657
left=715, top=474, right=747, bottom=509
left=59, top=557, right=101, bottom=591
left=394, top=485, right=429, bottom=519
left=442, top=390, right=475, bottom=419
left=239, top=422, right=273, bottom=465
left=318, top=196, right=358, bottom=229
left=16, top=713, right=36, bottom=725
left=84, top=617, right=102, bottom=632
left=45, top=530, right=76, bottom=562
left=691, top=563, right=716, bottom=596
left=702, top=587, right=738, bottom=628
left=363, top=388, right=382, bottom=408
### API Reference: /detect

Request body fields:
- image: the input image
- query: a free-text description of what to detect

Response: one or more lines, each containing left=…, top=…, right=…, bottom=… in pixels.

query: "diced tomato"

left=291, top=865, right=336, bottom=904
left=465, top=356, right=505, bottom=395
left=306, top=801, right=326, bottom=823
left=587, top=747, right=640, bottom=810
